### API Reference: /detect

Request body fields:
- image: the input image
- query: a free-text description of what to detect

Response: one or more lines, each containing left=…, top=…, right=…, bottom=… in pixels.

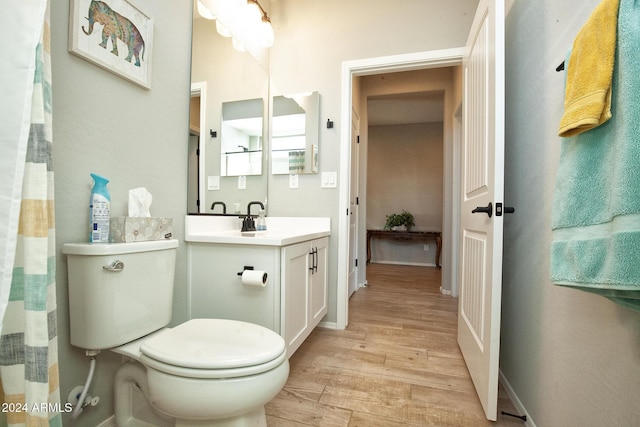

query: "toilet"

left=63, top=239, right=289, bottom=427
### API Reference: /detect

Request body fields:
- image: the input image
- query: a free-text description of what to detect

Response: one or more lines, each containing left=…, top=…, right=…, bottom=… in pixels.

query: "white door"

left=348, top=109, right=360, bottom=299
left=457, top=0, right=505, bottom=421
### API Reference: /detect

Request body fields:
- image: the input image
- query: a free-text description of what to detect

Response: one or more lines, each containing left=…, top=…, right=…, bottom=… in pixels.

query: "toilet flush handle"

left=103, top=260, right=124, bottom=272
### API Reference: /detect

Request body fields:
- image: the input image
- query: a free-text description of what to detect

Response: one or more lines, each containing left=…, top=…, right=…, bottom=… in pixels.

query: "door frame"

left=190, top=81, right=207, bottom=214
left=337, top=48, right=465, bottom=329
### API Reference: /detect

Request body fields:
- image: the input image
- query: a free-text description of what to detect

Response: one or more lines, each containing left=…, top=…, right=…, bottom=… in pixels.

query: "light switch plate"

left=207, top=176, right=220, bottom=190
left=321, top=171, right=337, bottom=188
left=289, top=174, right=299, bottom=189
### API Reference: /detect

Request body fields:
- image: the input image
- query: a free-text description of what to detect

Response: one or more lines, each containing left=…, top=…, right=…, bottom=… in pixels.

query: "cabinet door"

left=281, top=241, right=310, bottom=355
left=310, top=237, right=328, bottom=325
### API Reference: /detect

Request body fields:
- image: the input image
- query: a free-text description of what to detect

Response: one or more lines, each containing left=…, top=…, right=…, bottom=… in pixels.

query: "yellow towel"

left=558, top=0, right=619, bottom=138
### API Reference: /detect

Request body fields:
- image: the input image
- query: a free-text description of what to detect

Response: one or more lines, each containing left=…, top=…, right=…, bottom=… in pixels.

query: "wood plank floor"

left=265, top=263, right=524, bottom=426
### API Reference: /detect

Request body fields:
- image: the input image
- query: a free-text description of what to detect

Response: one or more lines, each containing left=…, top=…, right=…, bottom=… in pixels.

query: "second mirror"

left=271, top=91, right=320, bottom=174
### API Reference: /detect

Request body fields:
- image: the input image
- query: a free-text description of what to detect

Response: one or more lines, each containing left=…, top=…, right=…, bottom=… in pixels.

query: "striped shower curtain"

left=0, top=1, right=62, bottom=426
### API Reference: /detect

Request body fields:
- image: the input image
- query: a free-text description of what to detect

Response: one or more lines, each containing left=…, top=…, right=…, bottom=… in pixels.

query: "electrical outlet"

left=424, top=244, right=429, bottom=251
left=238, top=175, right=246, bottom=189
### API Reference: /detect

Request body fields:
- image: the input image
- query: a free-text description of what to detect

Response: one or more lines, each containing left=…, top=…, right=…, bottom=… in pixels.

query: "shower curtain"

left=0, top=1, right=62, bottom=426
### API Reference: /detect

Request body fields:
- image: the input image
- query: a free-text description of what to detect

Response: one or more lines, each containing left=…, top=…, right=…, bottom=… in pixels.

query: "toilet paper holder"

left=237, top=266, right=254, bottom=276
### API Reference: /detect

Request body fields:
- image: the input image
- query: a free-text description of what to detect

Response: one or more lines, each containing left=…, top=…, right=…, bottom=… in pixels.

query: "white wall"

left=502, top=1, right=640, bottom=425
left=51, top=0, right=192, bottom=424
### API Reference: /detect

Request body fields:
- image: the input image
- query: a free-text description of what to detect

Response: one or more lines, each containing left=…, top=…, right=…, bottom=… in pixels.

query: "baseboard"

left=499, top=370, right=536, bottom=427
left=96, top=415, right=116, bottom=427
left=370, top=260, right=435, bottom=267
left=318, top=320, right=337, bottom=330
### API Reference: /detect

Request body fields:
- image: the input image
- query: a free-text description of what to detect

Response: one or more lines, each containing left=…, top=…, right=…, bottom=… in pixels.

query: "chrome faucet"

left=210, top=201, right=226, bottom=214
left=242, top=201, right=265, bottom=232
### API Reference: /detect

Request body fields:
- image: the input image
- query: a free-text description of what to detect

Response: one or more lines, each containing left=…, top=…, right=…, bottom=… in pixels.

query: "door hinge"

left=355, top=258, right=358, bottom=267
left=357, top=135, right=360, bottom=144
left=196, top=199, right=200, bottom=207
left=356, top=196, right=359, bottom=205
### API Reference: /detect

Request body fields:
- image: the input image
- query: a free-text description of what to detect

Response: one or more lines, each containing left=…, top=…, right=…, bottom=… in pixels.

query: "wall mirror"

left=221, top=98, right=263, bottom=176
left=189, top=14, right=269, bottom=214
left=271, top=91, right=320, bottom=175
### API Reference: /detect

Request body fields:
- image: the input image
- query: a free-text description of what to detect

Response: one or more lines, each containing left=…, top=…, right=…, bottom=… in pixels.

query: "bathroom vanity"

left=185, top=215, right=330, bottom=357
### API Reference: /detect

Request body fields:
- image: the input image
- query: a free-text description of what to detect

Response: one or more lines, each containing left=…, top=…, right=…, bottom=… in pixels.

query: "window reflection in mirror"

left=271, top=91, right=320, bottom=174
left=221, top=98, right=263, bottom=176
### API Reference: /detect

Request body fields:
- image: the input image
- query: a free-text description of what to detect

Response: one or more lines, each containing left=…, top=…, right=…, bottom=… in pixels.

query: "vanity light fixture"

left=196, top=0, right=274, bottom=51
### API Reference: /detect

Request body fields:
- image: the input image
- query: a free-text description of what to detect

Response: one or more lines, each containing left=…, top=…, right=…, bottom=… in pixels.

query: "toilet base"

left=175, top=407, right=266, bottom=427
left=115, top=358, right=288, bottom=427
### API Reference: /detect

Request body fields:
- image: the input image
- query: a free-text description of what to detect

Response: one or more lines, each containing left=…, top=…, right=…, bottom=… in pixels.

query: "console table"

left=366, top=229, right=442, bottom=269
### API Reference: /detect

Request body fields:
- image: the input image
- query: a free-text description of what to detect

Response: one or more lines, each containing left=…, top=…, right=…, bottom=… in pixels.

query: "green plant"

left=384, top=210, right=415, bottom=230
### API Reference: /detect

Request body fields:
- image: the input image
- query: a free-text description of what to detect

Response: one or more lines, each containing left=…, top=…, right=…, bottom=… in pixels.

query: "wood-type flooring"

left=265, top=263, right=524, bottom=426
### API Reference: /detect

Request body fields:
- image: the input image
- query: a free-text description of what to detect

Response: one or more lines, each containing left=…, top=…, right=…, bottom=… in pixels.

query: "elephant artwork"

left=82, top=0, right=145, bottom=67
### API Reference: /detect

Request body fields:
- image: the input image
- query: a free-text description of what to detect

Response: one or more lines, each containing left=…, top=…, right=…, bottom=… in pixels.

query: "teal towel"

left=551, top=0, right=640, bottom=312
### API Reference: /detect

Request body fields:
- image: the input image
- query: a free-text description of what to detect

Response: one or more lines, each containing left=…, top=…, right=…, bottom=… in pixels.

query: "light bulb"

left=216, top=20, right=231, bottom=37
left=196, top=0, right=215, bottom=19
left=244, top=1, right=262, bottom=25
left=232, top=37, right=246, bottom=52
left=259, top=19, right=274, bottom=47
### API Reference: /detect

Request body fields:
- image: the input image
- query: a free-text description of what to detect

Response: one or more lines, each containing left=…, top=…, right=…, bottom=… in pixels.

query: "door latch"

left=496, top=202, right=515, bottom=216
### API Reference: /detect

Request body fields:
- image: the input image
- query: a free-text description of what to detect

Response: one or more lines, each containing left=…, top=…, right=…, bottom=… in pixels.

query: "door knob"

left=472, top=202, right=493, bottom=218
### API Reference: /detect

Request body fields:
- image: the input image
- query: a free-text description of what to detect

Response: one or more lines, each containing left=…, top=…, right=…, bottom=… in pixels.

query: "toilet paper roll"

left=241, top=270, right=268, bottom=287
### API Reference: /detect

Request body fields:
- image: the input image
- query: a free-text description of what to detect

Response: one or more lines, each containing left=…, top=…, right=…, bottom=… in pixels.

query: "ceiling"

left=367, top=91, right=444, bottom=126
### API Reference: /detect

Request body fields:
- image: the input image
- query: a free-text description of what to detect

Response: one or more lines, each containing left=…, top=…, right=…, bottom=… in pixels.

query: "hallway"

left=265, top=264, right=522, bottom=426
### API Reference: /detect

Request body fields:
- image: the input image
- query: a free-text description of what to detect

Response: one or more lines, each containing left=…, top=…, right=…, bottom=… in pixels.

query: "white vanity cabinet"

left=281, top=237, right=328, bottom=356
left=187, top=226, right=329, bottom=358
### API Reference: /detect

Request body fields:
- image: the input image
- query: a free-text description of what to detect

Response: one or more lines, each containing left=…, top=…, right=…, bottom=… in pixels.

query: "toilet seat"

left=139, top=318, right=287, bottom=379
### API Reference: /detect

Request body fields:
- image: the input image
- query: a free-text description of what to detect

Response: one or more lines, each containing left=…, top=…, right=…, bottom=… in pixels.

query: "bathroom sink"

left=185, top=216, right=330, bottom=247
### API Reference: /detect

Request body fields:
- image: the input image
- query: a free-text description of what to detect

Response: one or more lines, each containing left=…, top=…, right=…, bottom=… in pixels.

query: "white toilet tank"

left=63, top=239, right=178, bottom=351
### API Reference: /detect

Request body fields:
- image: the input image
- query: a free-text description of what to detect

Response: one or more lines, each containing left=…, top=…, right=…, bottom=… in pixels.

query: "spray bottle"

left=89, top=173, right=110, bottom=243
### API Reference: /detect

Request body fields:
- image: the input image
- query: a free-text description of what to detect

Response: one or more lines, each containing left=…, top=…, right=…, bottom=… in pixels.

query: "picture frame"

left=69, top=0, right=153, bottom=89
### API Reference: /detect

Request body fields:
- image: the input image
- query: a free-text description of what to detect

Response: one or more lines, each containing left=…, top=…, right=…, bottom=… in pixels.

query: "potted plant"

left=384, top=210, right=415, bottom=231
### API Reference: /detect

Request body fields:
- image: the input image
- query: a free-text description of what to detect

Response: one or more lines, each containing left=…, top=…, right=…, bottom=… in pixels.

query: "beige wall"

left=367, top=122, right=443, bottom=265
left=51, top=0, right=191, bottom=425
left=503, top=0, right=640, bottom=425
left=357, top=67, right=453, bottom=267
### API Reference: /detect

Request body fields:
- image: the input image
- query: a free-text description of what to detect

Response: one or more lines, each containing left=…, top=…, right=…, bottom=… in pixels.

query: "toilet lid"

left=139, top=318, right=286, bottom=370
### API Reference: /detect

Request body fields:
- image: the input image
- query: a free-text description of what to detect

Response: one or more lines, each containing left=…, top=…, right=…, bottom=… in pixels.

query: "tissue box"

left=110, top=217, right=173, bottom=243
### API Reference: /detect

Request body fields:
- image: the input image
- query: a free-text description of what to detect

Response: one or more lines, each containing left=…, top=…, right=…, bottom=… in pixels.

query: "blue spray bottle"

left=90, top=173, right=110, bottom=243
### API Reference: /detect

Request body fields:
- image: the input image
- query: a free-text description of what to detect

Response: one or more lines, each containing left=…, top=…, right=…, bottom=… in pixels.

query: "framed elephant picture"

left=69, top=0, right=153, bottom=89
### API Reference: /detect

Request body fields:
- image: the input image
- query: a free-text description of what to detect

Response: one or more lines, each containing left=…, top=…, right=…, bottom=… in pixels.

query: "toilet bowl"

left=62, top=240, right=289, bottom=426
left=114, top=318, right=289, bottom=426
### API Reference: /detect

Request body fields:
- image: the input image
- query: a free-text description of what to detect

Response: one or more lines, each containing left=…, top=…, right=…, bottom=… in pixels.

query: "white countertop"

left=185, top=215, right=330, bottom=246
